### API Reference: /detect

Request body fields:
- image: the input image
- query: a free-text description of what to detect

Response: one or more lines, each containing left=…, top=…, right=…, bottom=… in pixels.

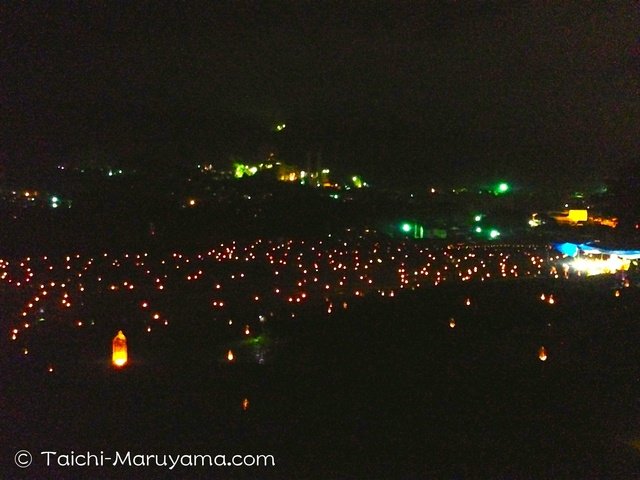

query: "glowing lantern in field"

left=112, top=330, right=128, bottom=367
left=227, top=349, right=234, bottom=362
left=449, top=318, right=456, bottom=328
left=538, top=346, right=547, bottom=362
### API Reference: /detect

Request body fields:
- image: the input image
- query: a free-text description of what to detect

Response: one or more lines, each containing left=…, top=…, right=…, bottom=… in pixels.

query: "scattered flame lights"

left=540, top=293, right=556, bottom=305
left=0, top=235, right=636, bottom=372
left=538, top=346, right=548, bottom=362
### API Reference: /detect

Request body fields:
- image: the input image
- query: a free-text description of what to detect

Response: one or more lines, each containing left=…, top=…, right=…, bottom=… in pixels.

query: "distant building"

left=549, top=209, right=588, bottom=225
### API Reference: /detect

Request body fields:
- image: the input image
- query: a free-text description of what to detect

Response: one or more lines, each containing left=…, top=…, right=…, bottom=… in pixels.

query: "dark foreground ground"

left=2, top=277, right=640, bottom=479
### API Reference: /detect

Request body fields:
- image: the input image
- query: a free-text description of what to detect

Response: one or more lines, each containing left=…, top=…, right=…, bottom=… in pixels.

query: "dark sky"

left=3, top=1, right=639, bottom=187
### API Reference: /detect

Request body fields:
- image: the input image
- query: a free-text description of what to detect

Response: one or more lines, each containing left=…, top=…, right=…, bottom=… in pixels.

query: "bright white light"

left=571, top=255, right=629, bottom=276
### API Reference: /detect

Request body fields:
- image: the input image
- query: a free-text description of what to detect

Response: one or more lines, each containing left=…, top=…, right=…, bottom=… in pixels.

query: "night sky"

left=3, top=1, right=639, bottom=187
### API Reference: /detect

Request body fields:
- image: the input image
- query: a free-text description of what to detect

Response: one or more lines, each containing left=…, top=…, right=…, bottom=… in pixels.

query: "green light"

left=489, top=229, right=500, bottom=239
left=497, top=183, right=509, bottom=193
left=401, top=223, right=412, bottom=233
left=351, top=175, right=364, bottom=188
left=475, top=226, right=482, bottom=233
left=275, top=123, right=286, bottom=132
left=244, top=335, right=266, bottom=346
left=233, top=163, right=257, bottom=178
left=474, top=214, right=482, bottom=222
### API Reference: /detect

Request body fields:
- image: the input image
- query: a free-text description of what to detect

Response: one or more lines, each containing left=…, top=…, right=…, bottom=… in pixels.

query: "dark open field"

left=2, top=277, right=640, bottom=479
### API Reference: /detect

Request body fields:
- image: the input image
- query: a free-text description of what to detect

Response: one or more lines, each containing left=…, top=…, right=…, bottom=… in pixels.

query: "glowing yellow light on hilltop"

left=538, top=346, right=548, bottom=362
left=568, top=209, right=587, bottom=222
left=449, top=318, right=456, bottom=328
left=244, top=325, right=250, bottom=335
left=242, top=398, right=250, bottom=411
left=227, top=349, right=235, bottom=362
left=188, top=199, right=196, bottom=206
left=552, top=209, right=588, bottom=225
left=614, top=290, right=620, bottom=297
left=112, top=330, right=128, bottom=367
